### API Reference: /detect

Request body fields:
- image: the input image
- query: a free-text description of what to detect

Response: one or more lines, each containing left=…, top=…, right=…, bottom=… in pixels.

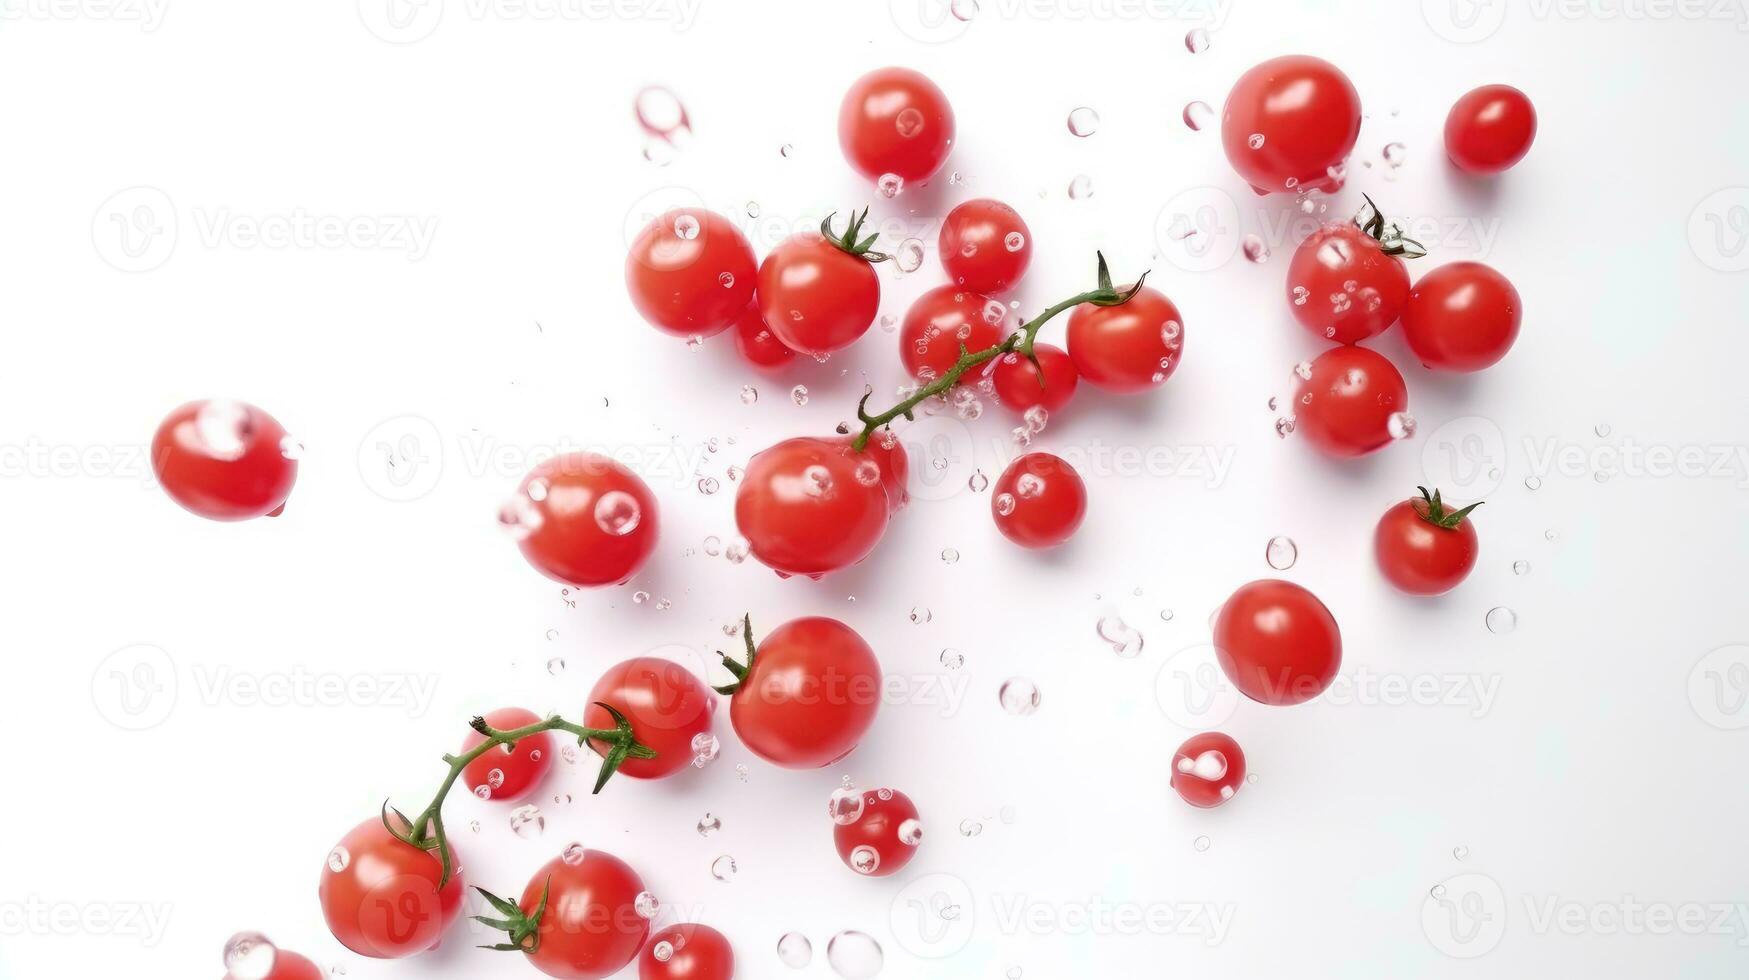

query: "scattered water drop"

left=848, top=844, right=881, bottom=874
left=1485, top=606, right=1518, bottom=634
left=1382, top=141, right=1406, bottom=167
left=877, top=173, right=904, bottom=198
left=959, top=818, right=984, bottom=837
left=1594, top=422, right=1612, bottom=437
left=1453, top=845, right=1470, bottom=861
left=222, top=932, right=278, bottom=980
left=1193, top=835, right=1212, bottom=852
left=791, top=385, right=810, bottom=406
left=1248, top=132, right=1266, bottom=150
left=910, top=606, right=932, bottom=624
left=327, top=847, right=350, bottom=872
left=940, top=547, right=960, bottom=564
left=691, top=732, right=720, bottom=768
left=1184, top=27, right=1209, bottom=53
left=710, top=854, right=737, bottom=881
left=561, top=842, right=586, bottom=865
left=509, top=804, right=544, bottom=838
left=740, top=384, right=759, bottom=405
left=777, top=933, right=814, bottom=968
left=895, top=238, right=924, bottom=272
left=1096, top=615, right=1144, bottom=658
left=999, top=678, right=1040, bottom=715
left=635, top=891, right=659, bottom=919
left=1067, top=174, right=1093, bottom=199
left=968, top=470, right=989, bottom=492
left=634, top=86, right=690, bottom=144
left=1066, top=106, right=1100, bottom=137
left=940, top=648, right=965, bottom=669
left=1242, top=234, right=1271, bottom=263
left=827, top=930, right=884, bottom=980
left=697, top=813, right=721, bottom=837
left=1182, top=100, right=1214, bottom=131
left=1265, top=535, right=1298, bottom=570
left=1387, top=412, right=1417, bottom=440
left=1005, top=231, right=1025, bottom=252
left=594, top=490, right=642, bottom=536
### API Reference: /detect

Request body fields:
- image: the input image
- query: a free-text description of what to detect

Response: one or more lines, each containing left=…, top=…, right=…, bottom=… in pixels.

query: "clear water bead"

left=1265, top=535, right=1298, bottom=570
left=1066, top=107, right=1100, bottom=137
left=999, top=678, right=1040, bottom=715
left=777, top=933, right=814, bottom=968
left=826, top=930, right=884, bottom=979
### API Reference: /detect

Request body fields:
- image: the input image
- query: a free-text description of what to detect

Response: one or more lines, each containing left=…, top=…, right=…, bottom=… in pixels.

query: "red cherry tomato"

left=855, top=431, right=910, bottom=514
left=1213, top=579, right=1341, bottom=706
left=511, top=453, right=660, bottom=587
left=730, top=302, right=796, bottom=371
left=501, top=849, right=648, bottom=980
left=991, top=452, right=1086, bottom=549
left=582, top=657, right=714, bottom=780
left=757, top=228, right=880, bottom=357
left=462, top=707, right=555, bottom=803
left=838, top=67, right=955, bottom=186
left=939, top=198, right=1032, bottom=293
left=724, top=616, right=881, bottom=769
left=1286, top=223, right=1410, bottom=344
left=833, top=788, right=921, bottom=877
left=990, top=343, right=1078, bottom=416
left=1401, top=261, right=1521, bottom=372
left=1170, top=732, right=1247, bottom=808
left=734, top=436, right=890, bottom=579
left=1222, top=55, right=1361, bottom=194
left=1066, top=286, right=1184, bottom=393
left=1375, top=487, right=1481, bottom=596
left=899, top=284, right=1003, bottom=382
left=151, top=399, right=297, bottom=521
left=319, top=815, right=466, bottom=959
left=639, top=923, right=734, bottom=980
left=1291, top=346, right=1409, bottom=458
left=625, top=208, right=755, bottom=339
left=1445, top=84, right=1537, bottom=175
left=225, top=945, right=324, bottom=980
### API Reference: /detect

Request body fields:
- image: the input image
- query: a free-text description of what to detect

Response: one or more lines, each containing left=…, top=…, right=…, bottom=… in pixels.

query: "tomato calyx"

left=1356, top=194, right=1428, bottom=259
left=712, top=613, right=759, bottom=696
left=821, top=207, right=889, bottom=263
left=1414, top=486, right=1483, bottom=529
left=850, top=251, right=1149, bottom=449
left=472, top=877, right=551, bottom=953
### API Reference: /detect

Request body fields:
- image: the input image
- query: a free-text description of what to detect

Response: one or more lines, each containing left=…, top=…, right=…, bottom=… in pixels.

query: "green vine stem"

left=381, top=706, right=656, bottom=888
left=850, top=252, right=1149, bottom=450
left=1356, top=194, right=1428, bottom=258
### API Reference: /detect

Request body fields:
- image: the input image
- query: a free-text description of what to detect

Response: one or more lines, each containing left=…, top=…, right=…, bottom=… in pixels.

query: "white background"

left=3, top=0, right=1748, bottom=977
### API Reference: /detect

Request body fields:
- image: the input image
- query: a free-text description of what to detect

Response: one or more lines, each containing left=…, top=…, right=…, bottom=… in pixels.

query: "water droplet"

left=710, top=854, right=737, bottom=880
left=1247, top=132, right=1265, bottom=150
left=509, top=804, right=544, bottom=838
left=877, top=173, right=904, bottom=199
left=1182, top=100, right=1214, bottom=131
left=894, top=106, right=926, bottom=139
left=790, top=385, right=810, bottom=406
left=1193, top=835, right=1212, bottom=852
left=652, top=940, right=674, bottom=962
left=1453, top=845, right=1469, bottom=861
left=697, top=812, right=721, bottom=836
left=1387, top=412, right=1417, bottom=440
left=1265, top=535, right=1298, bottom=570
left=909, top=606, right=932, bottom=624
left=725, top=538, right=750, bottom=564
left=779, top=143, right=794, bottom=158
left=594, top=490, right=642, bottom=536
left=1382, top=141, right=1406, bottom=167
left=893, top=237, right=925, bottom=273
left=635, top=891, right=659, bottom=919
left=278, top=435, right=304, bottom=460
left=1067, top=174, right=1093, bottom=199
left=691, top=732, right=720, bottom=768
left=1594, top=422, right=1612, bottom=437
left=561, top=842, right=586, bottom=865
left=1184, top=27, right=1209, bottom=53
left=828, top=785, right=866, bottom=826
left=898, top=818, right=924, bottom=845
left=745, top=201, right=761, bottom=218
left=1512, top=560, right=1530, bottom=576
left=950, top=0, right=978, bottom=18
left=634, top=86, right=690, bottom=143
left=940, top=648, right=965, bottom=669
left=1242, top=234, right=1270, bottom=263
left=1485, top=607, right=1518, bottom=634
left=959, top=818, right=984, bottom=837
left=1096, top=615, right=1144, bottom=658
left=223, top=932, right=278, bottom=980
left=740, top=384, right=758, bottom=405
left=777, top=933, right=814, bottom=968
left=696, top=476, right=720, bottom=495
left=632, top=590, right=650, bottom=604
left=968, top=470, right=989, bottom=492
left=1158, top=608, right=1175, bottom=622
left=827, top=930, right=883, bottom=979
left=848, top=844, right=881, bottom=874
left=1524, top=476, right=1541, bottom=491
left=326, top=847, right=350, bottom=872
left=1275, top=417, right=1296, bottom=438
left=1004, top=231, right=1026, bottom=252
left=672, top=213, right=701, bottom=241
left=1066, top=106, right=1100, bottom=137
left=940, top=547, right=960, bottom=564
left=994, top=492, right=1016, bottom=516
left=999, top=677, right=1040, bottom=715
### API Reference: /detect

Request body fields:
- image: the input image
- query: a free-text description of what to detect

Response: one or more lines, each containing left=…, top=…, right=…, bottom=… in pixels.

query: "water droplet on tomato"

left=222, top=932, right=278, bottom=980
left=594, top=490, right=642, bottom=536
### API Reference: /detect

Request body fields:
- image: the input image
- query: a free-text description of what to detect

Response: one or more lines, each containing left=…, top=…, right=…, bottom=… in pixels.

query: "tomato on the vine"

left=757, top=211, right=883, bottom=357
left=1400, top=261, right=1521, bottom=372
left=638, top=923, right=734, bottom=980
left=855, top=431, right=910, bottom=514
left=1213, top=579, right=1341, bottom=706
left=1222, top=55, right=1361, bottom=194
left=1445, top=84, right=1537, bottom=175
left=992, top=452, right=1086, bottom=549
left=734, top=436, right=891, bottom=579
left=730, top=302, right=796, bottom=371
left=462, top=706, right=555, bottom=802
left=939, top=198, right=1032, bottom=294
left=510, top=453, right=660, bottom=587
left=1375, top=487, right=1482, bottom=596
left=899, top=284, right=1003, bottom=382
left=1286, top=222, right=1411, bottom=344
left=475, top=849, right=648, bottom=980
left=319, top=815, right=466, bottom=959
left=833, top=788, right=921, bottom=877
left=990, top=343, right=1078, bottom=416
left=719, top=616, right=881, bottom=769
left=1066, top=285, right=1184, bottom=393
left=838, top=67, right=955, bottom=186
left=582, top=658, right=714, bottom=780
left=625, top=208, right=756, bottom=339
left=1291, top=346, right=1409, bottom=457
left=151, top=399, right=297, bottom=521
left=1170, top=732, right=1246, bottom=808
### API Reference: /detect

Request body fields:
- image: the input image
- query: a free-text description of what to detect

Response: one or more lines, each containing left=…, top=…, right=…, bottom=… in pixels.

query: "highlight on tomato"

left=1212, top=579, right=1342, bottom=706
left=1170, top=731, right=1246, bottom=808
left=1445, top=84, right=1537, bottom=175
left=473, top=847, right=649, bottom=980
left=939, top=198, right=1032, bottom=294
left=1400, top=261, right=1522, bottom=372
left=151, top=399, right=298, bottom=521
left=716, top=614, right=882, bottom=769
left=505, top=452, right=660, bottom=587
left=1374, top=486, right=1482, bottom=596
left=838, top=66, right=955, bottom=188
left=638, top=922, right=734, bottom=980
left=1222, top=55, right=1361, bottom=194
left=625, top=207, right=756, bottom=339
left=582, top=657, right=716, bottom=781
left=757, top=209, right=885, bottom=357
left=832, top=787, right=922, bottom=877
left=318, top=813, right=467, bottom=959
left=733, top=435, right=892, bottom=579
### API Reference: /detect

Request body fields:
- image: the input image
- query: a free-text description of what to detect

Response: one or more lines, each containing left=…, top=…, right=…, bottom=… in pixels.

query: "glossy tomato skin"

left=899, top=284, right=1003, bottom=382
left=626, top=208, right=756, bottom=339
left=838, top=67, right=955, bottom=184
left=519, top=850, right=648, bottom=980
left=855, top=432, right=910, bottom=514
left=734, top=436, right=890, bottom=579
left=1222, top=55, right=1362, bottom=194
left=1445, top=85, right=1537, bottom=175
left=1401, top=261, right=1521, bottom=372
left=1287, top=223, right=1410, bottom=344
left=226, top=948, right=324, bottom=980
left=318, top=816, right=466, bottom=959
left=730, top=302, right=796, bottom=371
left=1375, top=497, right=1480, bottom=596
left=638, top=923, right=734, bottom=980
left=757, top=232, right=880, bottom=357
left=1213, top=579, right=1341, bottom=706
left=513, top=453, right=660, bottom=587
left=582, top=657, right=714, bottom=780
left=152, top=399, right=297, bottom=521
left=728, top=616, right=881, bottom=769
left=1292, top=346, right=1408, bottom=458
left=1170, top=732, right=1247, bottom=808
left=939, top=198, right=1032, bottom=294
left=991, top=452, right=1087, bottom=549
left=833, top=789, right=921, bottom=877
left=462, top=706, right=554, bottom=802
left=1066, top=286, right=1184, bottom=393
left=990, top=343, right=1078, bottom=416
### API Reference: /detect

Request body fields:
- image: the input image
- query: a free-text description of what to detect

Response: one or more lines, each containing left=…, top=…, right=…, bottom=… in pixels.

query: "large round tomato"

left=511, top=453, right=659, bottom=587
left=1445, top=84, right=1537, bottom=175
left=1375, top=487, right=1481, bottom=596
left=725, top=616, right=881, bottom=769
left=151, top=399, right=297, bottom=521
left=1222, top=55, right=1361, bottom=194
left=319, top=815, right=466, bottom=959
left=1400, top=261, right=1521, bottom=372
left=838, top=67, right=955, bottom=186
left=1286, top=222, right=1409, bottom=344
left=625, top=208, right=756, bottom=339
left=991, top=452, right=1087, bottom=549
left=582, top=657, right=714, bottom=780
left=899, top=284, right=1003, bottom=381
left=1291, top=346, right=1408, bottom=457
left=1066, top=286, right=1184, bottom=393
left=462, top=706, right=555, bottom=802
left=502, top=849, right=649, bottom=980
left=757, top=229, right=880, bottom=357
left=833, top=788, right=921, bottom=878
left=990, top=343, right=1078, bottom=416
left=730, top=302, right=796, bottom=371
left=1213, top=579, right=1341, bottom=706
left=639, top=923, right=734, bottom=980
left=1170, top=731, right=1246, bottom=808
left=734, top=436, right=890, bottom=579
left=939, top=198, right=1032, bottom=294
